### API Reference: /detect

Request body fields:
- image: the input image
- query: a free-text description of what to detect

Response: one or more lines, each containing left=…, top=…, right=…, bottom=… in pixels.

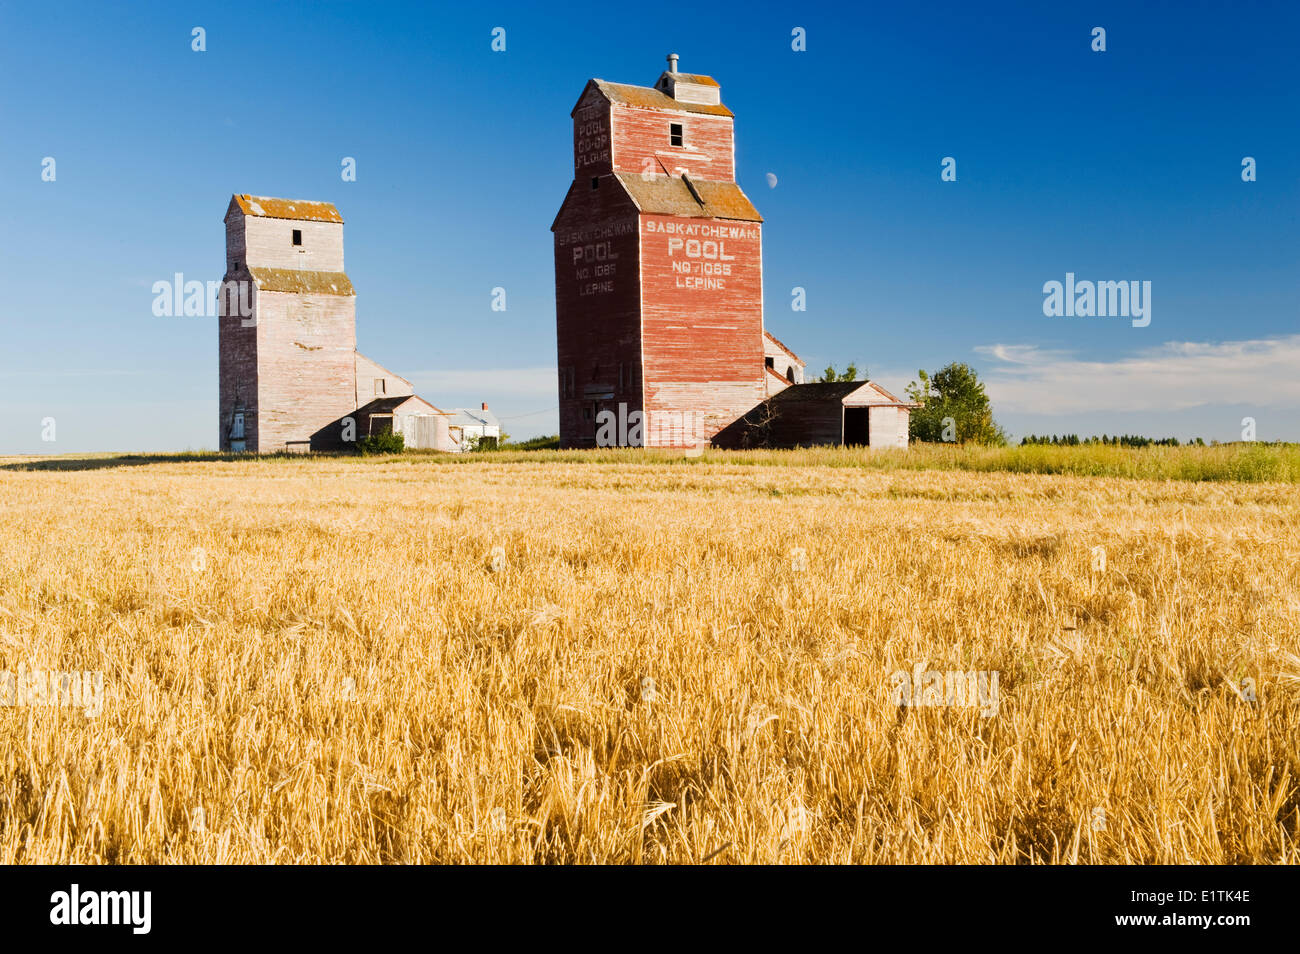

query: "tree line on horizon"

left=1020, top=434, right=1205, bottom=448
left=889, top=361, right=1214, bottom=449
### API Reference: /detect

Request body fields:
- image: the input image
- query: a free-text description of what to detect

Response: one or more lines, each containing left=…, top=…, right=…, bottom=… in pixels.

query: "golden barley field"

left=1, top=448, right=1297, bottom=864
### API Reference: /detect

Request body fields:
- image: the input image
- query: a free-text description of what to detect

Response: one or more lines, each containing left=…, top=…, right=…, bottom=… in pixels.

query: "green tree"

left=904, top=369, right=931, bottom=405
left=906, top=362, right=1006, bottom=445
left=357, top=431, right=405, bottom=454
left=817, top=362, right=865, bottom=382
left=462, top=431, right=506, bottom=451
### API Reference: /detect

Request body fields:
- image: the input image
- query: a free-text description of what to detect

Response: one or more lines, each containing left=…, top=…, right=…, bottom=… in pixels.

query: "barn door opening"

left=844, top=407, right=870, bottom=446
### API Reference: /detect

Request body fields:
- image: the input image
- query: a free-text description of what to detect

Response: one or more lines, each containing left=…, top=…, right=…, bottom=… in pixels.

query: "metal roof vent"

left=656, top=55, right=722, bottom=106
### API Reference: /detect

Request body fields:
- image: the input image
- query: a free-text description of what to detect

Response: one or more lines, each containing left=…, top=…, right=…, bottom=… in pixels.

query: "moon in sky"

left=765, top=172, right=778, bottom=189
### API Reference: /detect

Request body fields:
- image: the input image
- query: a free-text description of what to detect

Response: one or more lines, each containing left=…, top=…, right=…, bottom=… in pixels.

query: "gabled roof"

left=615, top=172, right=762, bottom=222
left=660, top=72, right=719, bottom=87
left=248, top=267, right=354, bottom=296
left=448, top=408, right=501, bottom=428
left=767, top=381, right=863, bottom=405
left=228, top=194, right=343, bottom=224
left=764, top=330, right=804, bottom=366
left=766, top=381, right=917, bottom=408
left=851, top=381, right=912, bottom=406
left=580, top=79, right=733, bottom=117
left=356, top=352, right=413, bottom=391
left=354, top=394, right=445, bottom=417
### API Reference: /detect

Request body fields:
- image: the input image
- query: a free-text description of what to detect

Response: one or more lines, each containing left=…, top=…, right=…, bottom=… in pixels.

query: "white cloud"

left=977, top=343, right=1071, bottom=366
left=974, top=334, right=1300, bottom=414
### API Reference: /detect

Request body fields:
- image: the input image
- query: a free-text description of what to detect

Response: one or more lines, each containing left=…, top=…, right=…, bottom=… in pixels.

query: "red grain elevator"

left=552, top=55, right=765, bottom=448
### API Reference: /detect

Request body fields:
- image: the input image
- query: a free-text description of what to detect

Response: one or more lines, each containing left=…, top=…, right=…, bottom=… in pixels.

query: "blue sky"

left=1, top=0, right=1297, bottom=452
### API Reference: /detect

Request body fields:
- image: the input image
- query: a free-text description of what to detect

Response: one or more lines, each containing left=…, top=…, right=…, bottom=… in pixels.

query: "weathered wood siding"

left=253, top=289, right=357, bottom=451
left=355, top=352, right=414, bottom=404
left=572, top=88, right=613, bottom=180
left=224, top=214, right=247, bottom=275
left=552, top=180, right=642, bottom=448
left=764, top=335, right=804, bottom=384
left=217, top=291, right=258, bottom=452
left=237, top=217, right=344, bottom=273
left=554, top=74, right=762, bottom=448
left=638, top=213, right=764, bottom=446
left=769, top=403, right=843, bottom=448
left=868, top=405, right=910, bottom=449
left=398, top=412, right=446, bottom=450
left=609, top=105, right=734, bottom=181
left=221, top=199, right=356, bottom=452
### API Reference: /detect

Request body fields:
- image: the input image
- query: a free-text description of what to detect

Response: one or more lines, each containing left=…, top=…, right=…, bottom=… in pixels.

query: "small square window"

left=375, top=378, right=385, bottom=395
left=765, top=356, right=775, bottom=369
left=292, top=229, right=303, bottom=246
left=670, top=123, right=683, bottom=147
left=591, top=177, right=600, bottom=190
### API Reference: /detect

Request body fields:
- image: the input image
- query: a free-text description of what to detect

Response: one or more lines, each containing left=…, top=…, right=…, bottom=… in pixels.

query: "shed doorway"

left=844, top=407, right=870, bottom=446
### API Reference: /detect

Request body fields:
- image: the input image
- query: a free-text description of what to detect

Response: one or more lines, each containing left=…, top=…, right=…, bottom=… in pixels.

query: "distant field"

left=7, top=441, right=1300, bottom=483
left=1, top=450, right=1297, bottom=862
